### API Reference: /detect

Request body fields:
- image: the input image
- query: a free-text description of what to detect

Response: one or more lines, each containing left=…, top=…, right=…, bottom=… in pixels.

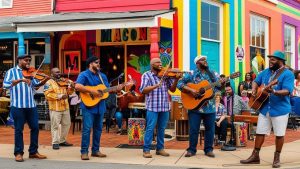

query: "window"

left=250, top=15, right=268, bottom=74
left=0, top=0, right=13, bottom=8
left=201, top=2, right=220, bottom=40
left=284, top=24, right=295, bottom=68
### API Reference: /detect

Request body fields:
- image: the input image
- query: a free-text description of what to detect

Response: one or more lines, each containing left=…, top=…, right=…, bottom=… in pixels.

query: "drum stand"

left=221, top=96, right=236, bottom=151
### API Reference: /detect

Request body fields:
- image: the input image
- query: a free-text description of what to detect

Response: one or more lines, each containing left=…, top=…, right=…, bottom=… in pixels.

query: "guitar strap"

left=271, top=67, right=286, bottom=82
left=97, top=72, right=105, bottom=85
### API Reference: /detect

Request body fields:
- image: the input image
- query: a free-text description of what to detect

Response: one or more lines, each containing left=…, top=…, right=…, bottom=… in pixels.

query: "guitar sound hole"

left=196, top=88, right=205, bottom=99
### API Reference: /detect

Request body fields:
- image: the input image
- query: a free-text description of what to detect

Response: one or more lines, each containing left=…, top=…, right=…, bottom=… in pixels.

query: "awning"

left=13, top=10, right=174, bottom=33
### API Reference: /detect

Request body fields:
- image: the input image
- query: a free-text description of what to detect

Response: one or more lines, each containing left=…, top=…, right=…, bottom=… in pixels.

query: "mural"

left=159, top=41, right=172, bottom=67
left=127, top=45, right=150, bottom=93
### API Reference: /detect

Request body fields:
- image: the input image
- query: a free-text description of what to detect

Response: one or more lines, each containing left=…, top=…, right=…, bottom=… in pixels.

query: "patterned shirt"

left=139, top=71, right=174, bottom=112
left=214, top=103, right=227, bottom=119
left=177, top=69, right=220, bottom=113
left=3, top=66, right=40, bottom=108
left=76, top=69, right=109, bottom=114
left=254, top=68, right=294, bottom=117
left=44, top=79, right=74, bottom=111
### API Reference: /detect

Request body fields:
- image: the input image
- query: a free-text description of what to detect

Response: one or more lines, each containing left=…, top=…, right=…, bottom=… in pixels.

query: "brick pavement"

left=1, top=125, right=300, bottom=150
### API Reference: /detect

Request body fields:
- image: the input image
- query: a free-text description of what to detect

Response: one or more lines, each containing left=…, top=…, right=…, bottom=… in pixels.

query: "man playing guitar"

left=240, top=51, right=294, bottom=168
left=177, top=55, right=225, bottom=158
left=75, top=56, right=122, bottom=160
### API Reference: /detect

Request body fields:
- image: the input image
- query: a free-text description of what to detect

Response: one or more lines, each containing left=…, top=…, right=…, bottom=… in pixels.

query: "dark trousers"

left=11, top=106, right=39, bottom=156
left=215, top=119, right=228, bottom=142
left=187, top=111, right=215, bottom=154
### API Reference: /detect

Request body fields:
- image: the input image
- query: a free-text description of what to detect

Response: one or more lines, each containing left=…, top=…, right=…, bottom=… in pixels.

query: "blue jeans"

left=187, top=111, right=215, bottom=154
left=80, top=111, right=104, bottom=154
left=11, top=106, right=39, bottom=156
left=143, top=110, right=169, bottom=152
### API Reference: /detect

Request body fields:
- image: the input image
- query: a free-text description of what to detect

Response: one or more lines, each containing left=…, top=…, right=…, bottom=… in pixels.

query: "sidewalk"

left=1, top=126, right=300, bottom=168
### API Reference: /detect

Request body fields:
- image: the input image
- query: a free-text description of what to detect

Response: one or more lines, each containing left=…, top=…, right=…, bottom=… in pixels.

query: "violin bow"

left=158, top=60, right=172, bottom=87
left=32, top=57, right=45, bottom=79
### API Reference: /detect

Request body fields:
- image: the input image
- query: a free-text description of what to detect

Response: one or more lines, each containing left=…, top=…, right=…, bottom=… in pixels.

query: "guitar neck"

left=103, top=82, right=131, bottom=93
left=204, top=77, right=230, bottom=90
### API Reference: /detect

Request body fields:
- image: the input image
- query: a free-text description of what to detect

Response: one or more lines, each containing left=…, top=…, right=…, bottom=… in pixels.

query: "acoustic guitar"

left=181, top=72, right=240, bottom=110
left=80, top=81, right=135, bottom=107
left=248, top=79, right=278, bottom=111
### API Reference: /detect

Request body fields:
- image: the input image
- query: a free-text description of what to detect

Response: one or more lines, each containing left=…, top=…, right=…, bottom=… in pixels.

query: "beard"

left=270, top=63, right=280, bottom=71
left=153, top=66, right=161, bottom=72
left=199, top=64, right=208, bottom=70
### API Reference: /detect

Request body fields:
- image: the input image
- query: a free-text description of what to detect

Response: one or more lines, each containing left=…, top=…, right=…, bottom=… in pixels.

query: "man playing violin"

left=177, top=55, right=224, bottom=158
left=44, top=68, right=74, bottom=150
left=3, top=54, right=49, bottom=162
left=75, top=56, right=122, bottom=160
left=140, top=57, right=181, bottom=158
left=240, top=51, right=294, bottom=168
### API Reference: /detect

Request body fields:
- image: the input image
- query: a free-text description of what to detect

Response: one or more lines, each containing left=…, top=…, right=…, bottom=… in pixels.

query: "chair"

left=71, top=104, right=82, bottom=134
left=0, top=97, right=10, bottom=125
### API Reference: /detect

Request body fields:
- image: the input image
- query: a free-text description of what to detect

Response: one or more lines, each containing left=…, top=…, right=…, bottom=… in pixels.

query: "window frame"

left=0, top=0, right=13, bottom=8
left=284, top=24, right=296, bottom=69
left=250, top=14, right=269, bottom=67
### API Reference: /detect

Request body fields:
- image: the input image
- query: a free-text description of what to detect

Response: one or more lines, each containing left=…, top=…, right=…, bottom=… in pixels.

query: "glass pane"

left=251, top=17, right=256, bottom=46
left=210, top=5, right=219, bottom=23
left=250, top=47, right=266, bottom=74
left=201, top=21, right=209, bottom=39
left=285, top=52, right=292, bottom=67
left=201, top=2, right=209, bottom=21
left=256, top=20, right=260, bottom=47
left=260, top=21, right=265, bottom=47
left=210, top=23, right=219, bottom=40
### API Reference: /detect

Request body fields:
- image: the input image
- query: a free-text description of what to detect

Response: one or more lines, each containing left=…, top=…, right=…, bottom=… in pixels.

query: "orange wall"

left=0, top=0, right=52, bottom=17
left=245, top=0, right=282, bottom=71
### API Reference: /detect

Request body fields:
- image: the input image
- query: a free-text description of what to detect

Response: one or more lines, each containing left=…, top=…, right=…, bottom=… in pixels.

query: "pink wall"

left=245, top=0, right=282, bottom=71
left=56, top=0, right=170, bottom=12
left=0, top=0, right=52, bottom=17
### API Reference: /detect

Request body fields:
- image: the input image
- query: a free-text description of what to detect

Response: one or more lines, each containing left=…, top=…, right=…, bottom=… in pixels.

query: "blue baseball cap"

left=267, top=50, right=286, bottom=61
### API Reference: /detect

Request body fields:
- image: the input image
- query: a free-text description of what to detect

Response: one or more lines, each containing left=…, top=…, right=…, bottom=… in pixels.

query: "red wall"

left=56, top=0, right=170, bottom=12
left=0, top=0, right=52, bottom=17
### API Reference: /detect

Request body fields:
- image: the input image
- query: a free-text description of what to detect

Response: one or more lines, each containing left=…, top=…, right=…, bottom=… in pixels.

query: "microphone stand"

left=221, top=95, right=236, bottom=151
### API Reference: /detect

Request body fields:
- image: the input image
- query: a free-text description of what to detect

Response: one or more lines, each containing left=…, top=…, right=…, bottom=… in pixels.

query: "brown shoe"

left=156, top=149, right=170, bottom=157
left=205, top=151, right=215, bottom=158
left=272, top=152, right=280, bottom=168
left=184, top=151, right=195, bottom=157
left=91, top=152, right=107, bottom=158
left=240, top=149, right=260, bottom=164
left=29, top=153, right=47, bottom=159
left=81, top=153, right=89, bottom=160
left=15, top=154, right=24, bottom=162
left=143, top=152, right=152, bottom=158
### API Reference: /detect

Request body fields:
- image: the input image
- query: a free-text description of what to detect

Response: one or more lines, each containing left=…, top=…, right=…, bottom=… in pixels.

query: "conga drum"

left=234, top=122, right=248, bottom=147
left=176, top=120, right=189, bottom=141
left=171, top=100, right=188, bottom=121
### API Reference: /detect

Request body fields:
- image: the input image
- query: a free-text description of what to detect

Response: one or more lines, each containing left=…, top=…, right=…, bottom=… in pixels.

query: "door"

left=201, top=40, right=220, bottom=73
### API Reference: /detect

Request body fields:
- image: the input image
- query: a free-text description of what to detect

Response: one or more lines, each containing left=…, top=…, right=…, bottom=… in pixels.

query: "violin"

left=55, top=78, right=75, bottom=88
left=22, top=67, right=49, bottom=80
left=157, top=67, right=188, bottom=78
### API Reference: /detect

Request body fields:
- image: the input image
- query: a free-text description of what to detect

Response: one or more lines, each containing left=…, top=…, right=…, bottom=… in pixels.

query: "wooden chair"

left=71, top=104, right=82, bottom=134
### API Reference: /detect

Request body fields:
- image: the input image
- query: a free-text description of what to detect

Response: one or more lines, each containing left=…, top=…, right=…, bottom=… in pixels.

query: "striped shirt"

left=3, top=66, right=40, bottom=108
left=44, top=79, right=74, bottom=111
left=139, top=71, right=174, bottom=112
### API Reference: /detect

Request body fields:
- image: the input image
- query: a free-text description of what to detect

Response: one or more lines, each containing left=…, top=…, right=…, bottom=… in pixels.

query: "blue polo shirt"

left=254, top=68, right=294, bottom=117
left=76, top=69, right=109, bottom=114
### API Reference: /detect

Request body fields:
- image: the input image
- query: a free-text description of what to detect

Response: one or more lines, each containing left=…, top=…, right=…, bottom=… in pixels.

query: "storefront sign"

left=97, top=27, right=150, bottom=45
left=236, top=45, right=244, bottom=62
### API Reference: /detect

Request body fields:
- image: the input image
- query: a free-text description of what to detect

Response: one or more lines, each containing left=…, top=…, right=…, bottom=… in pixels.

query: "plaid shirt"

left=177, top=69, right=220, bottom=113
left=139, top=71, right=174, bottom=112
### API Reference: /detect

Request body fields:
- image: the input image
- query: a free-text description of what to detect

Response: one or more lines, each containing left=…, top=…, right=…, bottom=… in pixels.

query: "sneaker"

left=156, top=149, right=170, bottom=157
left=143, top=152, right=152, bottom=158
left=52, top=144, right=60, bottom=150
